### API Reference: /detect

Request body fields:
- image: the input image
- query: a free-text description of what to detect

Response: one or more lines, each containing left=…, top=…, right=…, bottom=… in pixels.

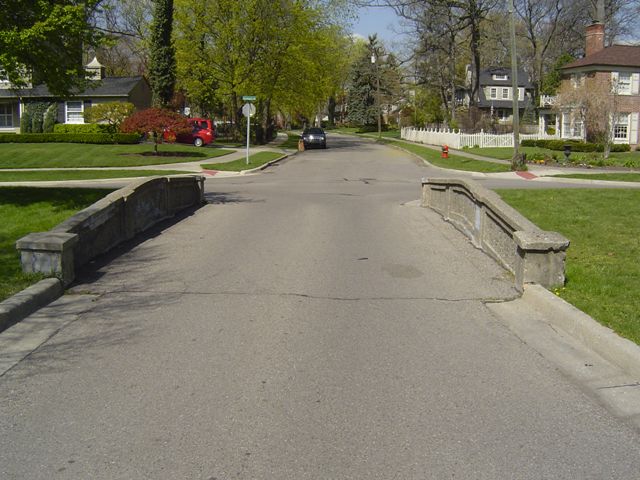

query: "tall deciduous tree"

left=0, top=0, right=101, bottom=96
left=174, top=0, right=351, bottom=140
left=148, top=0, right=176, bottom=107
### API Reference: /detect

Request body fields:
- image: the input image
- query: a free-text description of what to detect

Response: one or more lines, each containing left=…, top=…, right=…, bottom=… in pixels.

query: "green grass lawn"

left=0, top=170, right=190, bottom=182
left=281, top=132, right=302, bottom=149
left=496, top=188, right=640, bottom=345
left=0, top=143, right=233, bottom=168
left=202, top=151, right=283, bottom=171
left=384, top=139, right=511, bottom=173
left=547, top=173, right=640, bottom=182
left=0, top=187, right=111, bottom=302
left=471, top=146, right=640, bottom=168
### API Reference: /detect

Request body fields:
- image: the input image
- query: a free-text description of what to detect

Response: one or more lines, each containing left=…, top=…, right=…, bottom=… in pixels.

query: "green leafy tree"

left=149, top=0, right=176, bottom=107
left=0, top=0, right=101, bottom=96
left=84, top=102, right=135, bottom=131
left=120, top=108, right=190, bottom=153
left=43, top=103, right=58, bottom=133
left=174, top=0, right=351, bottom=141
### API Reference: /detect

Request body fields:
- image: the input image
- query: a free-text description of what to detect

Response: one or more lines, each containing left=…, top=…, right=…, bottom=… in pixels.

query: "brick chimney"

left=585, top=23, right=605, bottom=57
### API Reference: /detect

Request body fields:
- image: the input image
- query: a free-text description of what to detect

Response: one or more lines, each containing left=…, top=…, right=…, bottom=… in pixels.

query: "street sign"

left=242, top=103, right=256, bottom=118
left=242, top=95, right=257, bottom=101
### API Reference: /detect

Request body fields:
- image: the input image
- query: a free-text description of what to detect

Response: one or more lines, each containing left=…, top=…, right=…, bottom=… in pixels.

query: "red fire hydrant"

left=441, top=144, right=449, bottom=158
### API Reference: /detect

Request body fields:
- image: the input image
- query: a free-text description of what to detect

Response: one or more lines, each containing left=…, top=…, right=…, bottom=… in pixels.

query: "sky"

left=351, top=5, right=405, bottom=47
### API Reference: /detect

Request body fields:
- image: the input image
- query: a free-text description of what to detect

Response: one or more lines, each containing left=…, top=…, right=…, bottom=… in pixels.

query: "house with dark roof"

left=552, top=23, right=640, bottom=146
left=476, top=67, right=534, bottom=124
left=0, top=57, right=151, bottom=133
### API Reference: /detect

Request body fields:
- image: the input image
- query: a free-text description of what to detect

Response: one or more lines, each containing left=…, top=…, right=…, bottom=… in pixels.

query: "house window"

left=492, top=74, right=508, bottom=81
left=562, top=112, right=584, bottom=138
left=489, top=87, right=497, bottom=99
left=0, top=103, right=12, bottom=127
left=502, top=88, right=509, bottom=99
left=614, top=113, right=629, bottom=141
left=571, top=73, right=585, bottom=89
left=616, top=72, right=632, bottom=95
left=65, top=101, right=84, bottom=124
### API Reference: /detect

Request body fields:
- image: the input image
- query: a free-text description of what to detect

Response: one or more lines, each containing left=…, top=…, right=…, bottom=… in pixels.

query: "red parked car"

left=164, top=118, right=215, bottom=147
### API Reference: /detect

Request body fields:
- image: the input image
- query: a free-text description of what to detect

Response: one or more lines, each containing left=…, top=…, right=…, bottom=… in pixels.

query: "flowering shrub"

left=120, top=108, right=191, bottom=153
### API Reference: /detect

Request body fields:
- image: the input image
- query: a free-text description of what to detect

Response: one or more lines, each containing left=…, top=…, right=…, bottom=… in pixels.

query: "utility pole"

left=371, top=50, right=382, bottom=140
left=508, top=0, right=523, bottom=170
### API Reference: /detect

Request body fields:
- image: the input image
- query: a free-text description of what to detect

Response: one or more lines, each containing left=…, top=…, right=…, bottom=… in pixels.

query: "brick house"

left=555, top=23, right=640, bottom=146
left=0, top=57, right=151, bottom=133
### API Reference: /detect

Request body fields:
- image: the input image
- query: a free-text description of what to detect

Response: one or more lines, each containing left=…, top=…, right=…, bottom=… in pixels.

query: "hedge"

left=53, top=123, right=115, bottom=134
left=357, top=124, right=390, bottom=133
left=521, top=139, right=631, bottom=152
left=0, top=133, right=141, bottom=144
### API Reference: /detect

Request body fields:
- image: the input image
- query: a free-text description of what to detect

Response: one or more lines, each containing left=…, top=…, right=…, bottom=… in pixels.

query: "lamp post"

left=371, top=52, right=382, bottom=140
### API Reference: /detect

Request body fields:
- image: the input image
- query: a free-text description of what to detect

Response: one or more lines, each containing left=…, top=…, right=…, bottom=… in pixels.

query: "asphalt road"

left=1, top=134, right=639, bottom=478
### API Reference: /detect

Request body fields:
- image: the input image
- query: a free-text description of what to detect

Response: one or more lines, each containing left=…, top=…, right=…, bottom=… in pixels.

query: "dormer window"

left=492, top=74, right=508, bottom=81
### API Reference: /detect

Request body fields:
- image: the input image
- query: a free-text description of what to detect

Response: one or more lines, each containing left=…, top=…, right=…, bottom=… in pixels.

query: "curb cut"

left=0, top=278, right=64, bottom=333
left=523, top=284, right=640, bottom=378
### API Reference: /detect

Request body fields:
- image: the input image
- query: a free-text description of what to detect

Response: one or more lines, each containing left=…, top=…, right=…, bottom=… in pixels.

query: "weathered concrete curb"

left=0, top=278, right=63, bottom=333
left=523, top=284, right=640, bottom=378
left=240, top=152, right=291, bottom=175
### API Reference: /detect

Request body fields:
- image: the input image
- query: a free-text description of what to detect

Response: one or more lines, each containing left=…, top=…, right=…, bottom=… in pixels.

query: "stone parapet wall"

left=17, top=175, right=205, bottom=285
left=422, top=178, right=570, bottom=290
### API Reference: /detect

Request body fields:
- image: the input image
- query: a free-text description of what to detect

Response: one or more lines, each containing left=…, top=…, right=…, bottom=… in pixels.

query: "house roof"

left=563, top=45, right=640, bottom=70
left=479, top=67, right=533, bottom=88
left=0, top=76, right=147, bottom=99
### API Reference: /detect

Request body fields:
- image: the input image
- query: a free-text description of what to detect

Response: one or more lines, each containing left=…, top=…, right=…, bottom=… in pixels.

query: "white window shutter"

left=611, top=72, right=619, bottom=93
left=632, top=73, right=640, bottom=95
left=630, top=112, right=639, bottom=145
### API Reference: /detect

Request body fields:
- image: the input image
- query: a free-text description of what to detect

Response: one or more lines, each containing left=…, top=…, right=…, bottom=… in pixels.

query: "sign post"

left=241, top=98, right=256, bottom=165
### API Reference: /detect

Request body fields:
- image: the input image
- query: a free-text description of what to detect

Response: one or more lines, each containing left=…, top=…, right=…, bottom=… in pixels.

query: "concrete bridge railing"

left=16, top=175, right=205, bottom=286
left=421, top=178, right=570, bottom=290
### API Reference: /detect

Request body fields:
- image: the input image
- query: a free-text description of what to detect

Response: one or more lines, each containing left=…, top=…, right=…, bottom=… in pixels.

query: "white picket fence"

left=401, top=127, right=559, bottom=149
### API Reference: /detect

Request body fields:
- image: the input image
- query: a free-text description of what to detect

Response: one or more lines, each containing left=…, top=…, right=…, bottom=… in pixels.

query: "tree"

left=555, top=74, right=620, bottom=158
left=84, top=102, right=136, bottom=131
left=0, top=0, right=101, bottom=96
left=148, top=0, right=176, bottom=107
left=91, top=0, right=153, bottom=76
left=174, top=0, right=351, bottom=140
left=346, top=37, right=378, bottom=126
left=120, top=108, right=190, bottom=153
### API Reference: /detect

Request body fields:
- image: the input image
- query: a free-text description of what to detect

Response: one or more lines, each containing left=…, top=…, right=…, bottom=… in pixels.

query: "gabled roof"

left=0, top=76, right=147, bottom=99
left=563, top=45, right=640, bottom=70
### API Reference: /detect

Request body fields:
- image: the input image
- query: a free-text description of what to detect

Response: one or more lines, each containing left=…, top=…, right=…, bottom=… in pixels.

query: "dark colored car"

left=301, top=127, right=327, bottom=149
left=164, top=118, right=216, bottom=147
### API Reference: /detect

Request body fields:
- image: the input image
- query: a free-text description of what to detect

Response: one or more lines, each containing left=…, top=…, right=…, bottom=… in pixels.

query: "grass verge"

left=0, top=187, right=111, bottom=302
left=281, top=132, right=302, bottom=149
left=0, top=170, right=190, bottom=182
left=470, top=146, right=640, bottom=168
left=547, top=173, right=640, bottom=182
left=202, top=151, right=283, bottom=171
left=0, top=143, right=233, bottom=168
left=383, top=139, right=511, bottom=173
left=496, top=188, right=640, bottom=345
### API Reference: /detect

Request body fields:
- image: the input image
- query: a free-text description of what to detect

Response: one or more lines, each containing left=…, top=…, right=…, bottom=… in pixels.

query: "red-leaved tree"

left=120, top=108, right=191, bottom=154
